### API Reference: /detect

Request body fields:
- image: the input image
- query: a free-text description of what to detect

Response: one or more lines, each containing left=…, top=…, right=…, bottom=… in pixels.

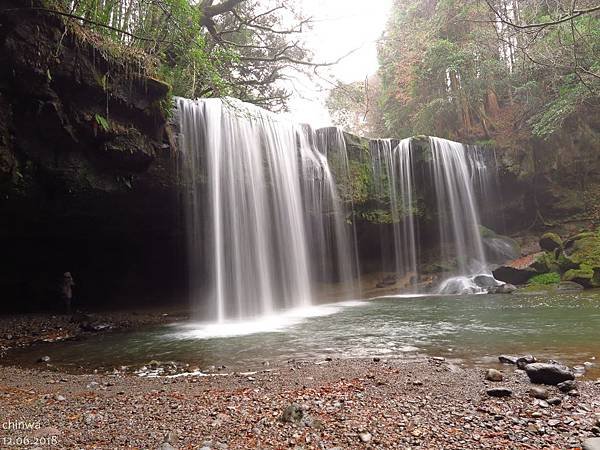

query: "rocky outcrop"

left=0, top=1, right=182, bottom=311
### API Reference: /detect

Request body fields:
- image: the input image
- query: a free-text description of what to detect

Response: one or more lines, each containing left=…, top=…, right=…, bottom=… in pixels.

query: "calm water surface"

left=6, top=291, right=600, bottom=374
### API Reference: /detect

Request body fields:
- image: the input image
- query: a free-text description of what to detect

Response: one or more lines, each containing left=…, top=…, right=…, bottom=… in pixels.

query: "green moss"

left=557, top=252, right=579, bottom=272
left=565, top=233, right=600, bottom=268
left=479, top=225, right=497, bottom=239
left=563, top=265, right=594, bottom=284
left=539, top=232, right=562, bottom=251
left=531, top=252, right=560, bottom=273
left=528, top=272, right=560, bottom=285
left=360, top=209, right=393, bottom=224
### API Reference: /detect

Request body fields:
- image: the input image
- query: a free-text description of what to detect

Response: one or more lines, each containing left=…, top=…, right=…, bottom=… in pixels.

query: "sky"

left=283, top=0, right=393, bottom=127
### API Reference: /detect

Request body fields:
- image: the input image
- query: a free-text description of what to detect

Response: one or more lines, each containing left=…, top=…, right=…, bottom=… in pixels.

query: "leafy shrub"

left=528, top=272, right=560, bottom=285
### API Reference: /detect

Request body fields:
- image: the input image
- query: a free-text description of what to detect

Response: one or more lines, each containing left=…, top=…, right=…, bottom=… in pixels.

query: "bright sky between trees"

left=284, top=0, right=393, bottom=127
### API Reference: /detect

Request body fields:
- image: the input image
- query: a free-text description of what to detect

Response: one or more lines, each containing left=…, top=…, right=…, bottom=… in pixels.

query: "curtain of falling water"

left=429, top=137, right=488, bottom=275
left=176, top=98, right=358, bottom=321
left=370, top=138, right=419, bottom=284
left=370, top=137, right=491, bottom=288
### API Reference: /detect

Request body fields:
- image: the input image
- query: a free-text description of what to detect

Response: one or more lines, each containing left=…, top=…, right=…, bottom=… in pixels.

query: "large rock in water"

left=524, top=363, right=575, bottom=385
left=492, top=254, right=540, bottom=285
left=480, top=226, right=520, bottom=264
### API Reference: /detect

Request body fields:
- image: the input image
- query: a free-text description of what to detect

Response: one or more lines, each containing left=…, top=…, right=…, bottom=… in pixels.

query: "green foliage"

left=94, top=113, right=110, bottom=131
left=328, top=0, right=600, bottom=151
left=530, top=80, right=587, bottom=139
left=528, top=272, right=560, bottom=285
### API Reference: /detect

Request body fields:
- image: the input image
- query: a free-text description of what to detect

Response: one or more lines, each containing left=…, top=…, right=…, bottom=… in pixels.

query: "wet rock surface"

left=525, top=363, right=575, bottom=385
left=2, top=358, right=599, bottom=449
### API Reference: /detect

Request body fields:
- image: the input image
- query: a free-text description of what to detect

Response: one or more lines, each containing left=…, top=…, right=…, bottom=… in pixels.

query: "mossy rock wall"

left=0, top=0, right=184, bottom=311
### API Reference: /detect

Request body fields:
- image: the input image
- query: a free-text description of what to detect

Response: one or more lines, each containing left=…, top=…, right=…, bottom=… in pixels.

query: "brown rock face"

left=0, top=1, right=184, bottom=311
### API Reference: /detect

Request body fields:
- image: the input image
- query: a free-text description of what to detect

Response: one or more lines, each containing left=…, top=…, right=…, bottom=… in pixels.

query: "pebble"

left=485, top=369, right=503, bottom=382
left=547, top=397, right=561, bottom=405
left=583, top=437, right=600, bottom=450
left=54, top=394, right=66, bottom=402
left=558, top=380, right=577, bottom=392
left=359, top=432, right=372, bottom=443
left=529, top=387, right=548, bottom=399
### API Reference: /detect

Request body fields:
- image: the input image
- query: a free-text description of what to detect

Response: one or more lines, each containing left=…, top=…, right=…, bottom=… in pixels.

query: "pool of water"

left=6, top=291, right=600, bottom=374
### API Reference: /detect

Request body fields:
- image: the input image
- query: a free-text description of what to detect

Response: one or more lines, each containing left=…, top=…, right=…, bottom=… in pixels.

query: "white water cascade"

left=176, top=98, right=358, bottom=321
left=371, top=136, right=494, bottom=294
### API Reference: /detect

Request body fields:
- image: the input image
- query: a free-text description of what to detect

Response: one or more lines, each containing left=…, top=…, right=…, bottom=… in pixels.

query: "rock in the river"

left=539, top=232, right=563, bottom=252
left=516, top=355, right=536, bottom=369
left=529, top=386, right=549, bottom=400
left=557, top=379, right=577, bottom=392
left=280, top=404, right=303, bottom=423
left=486, top=387, right=512, bottom=397
left=498, top=355, right=518, bottom=365
left=493, top=262, right=537, bottom=285
left=556, top=281, right=585, bottom=291
left=491, top=283, right=517, bottom=294
left=37, top=355, right=51, bottom=363
left=583, top=438, right=600, bottom=450
left=525, top=363, right=575, bottom=385
left=485, top=369, right=503, bottom=382
left=474, top=275, right=499, bottom=289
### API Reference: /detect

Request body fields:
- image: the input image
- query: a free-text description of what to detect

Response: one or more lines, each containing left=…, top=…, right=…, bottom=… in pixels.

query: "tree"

left=13, top=0, right=339, bottom=110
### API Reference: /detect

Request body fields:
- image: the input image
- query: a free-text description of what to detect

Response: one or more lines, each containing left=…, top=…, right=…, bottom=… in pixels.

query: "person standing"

left=60, top=272, right=75, bottom=314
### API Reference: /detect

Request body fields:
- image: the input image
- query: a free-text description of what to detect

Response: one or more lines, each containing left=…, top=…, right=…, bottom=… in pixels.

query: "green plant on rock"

left=528, top=272, right=560, bottom=285
left=94, top=113, right=110, bottom=132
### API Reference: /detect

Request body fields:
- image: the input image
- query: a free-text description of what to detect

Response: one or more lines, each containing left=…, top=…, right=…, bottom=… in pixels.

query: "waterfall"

left=370, top=136, right=493, bottom=293
left=176, top=98, right=358, bottom=321
left=370, top=138, right=419, bottom=286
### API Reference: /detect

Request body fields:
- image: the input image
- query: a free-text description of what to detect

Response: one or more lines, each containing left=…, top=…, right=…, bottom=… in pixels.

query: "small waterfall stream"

left=176, top=98, right=358, bottom=321
left=371, top=136, right=495, bottom=294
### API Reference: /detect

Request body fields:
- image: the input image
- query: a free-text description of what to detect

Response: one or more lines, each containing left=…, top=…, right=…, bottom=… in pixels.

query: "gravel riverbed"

left=1, top=357, right=600, bottom=449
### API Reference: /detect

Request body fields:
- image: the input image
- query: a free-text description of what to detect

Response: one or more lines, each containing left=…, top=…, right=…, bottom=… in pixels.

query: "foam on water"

left=168, top=300, right=367, bottom=340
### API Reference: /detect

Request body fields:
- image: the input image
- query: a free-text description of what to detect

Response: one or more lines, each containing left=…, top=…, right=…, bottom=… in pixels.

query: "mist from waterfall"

left=176, top=98, right=358, bottom=321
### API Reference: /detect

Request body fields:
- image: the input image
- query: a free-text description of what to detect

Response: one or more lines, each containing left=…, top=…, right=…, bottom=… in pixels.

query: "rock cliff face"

left=1, top=2, right=597, bottom=311
left=0, top=1, right=184, bottom=311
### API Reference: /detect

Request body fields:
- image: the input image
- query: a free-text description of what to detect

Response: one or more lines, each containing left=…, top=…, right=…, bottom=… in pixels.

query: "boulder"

left=481, top=228, right=521, bottom=264
left=493, top=253, right=542, bottom=285
left=531, top=252, right=560, bottom=273
left=563, top=265, right=597, bottom=288
left=498, top=355, right=517, bottom=365
left=516, top=355, right=536, bottom=370
left=557, top=380, right=577, bottom=392
left=556, top=281, right=585, bottom=291
left=491, top=283, right=516, bottom=294
left=539, top=233, right=562, bottom=252
left=524, top=363, right=575, bottom=385
left=474, top=275, right=499, bottom=289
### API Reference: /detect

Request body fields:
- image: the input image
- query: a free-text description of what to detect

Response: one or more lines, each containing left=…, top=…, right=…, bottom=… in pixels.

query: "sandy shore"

left=1, top=357, right=599, bottom=449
